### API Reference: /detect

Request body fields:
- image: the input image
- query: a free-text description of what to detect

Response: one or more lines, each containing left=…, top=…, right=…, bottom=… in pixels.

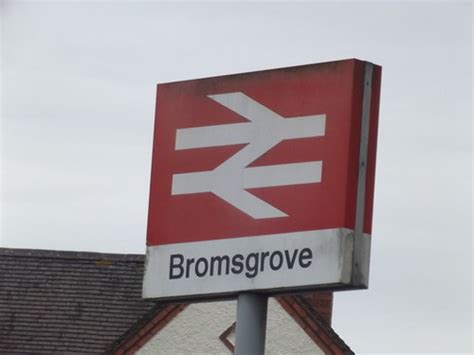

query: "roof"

left=0, top=248, right=161, bottom=354
left=278, top=295, right=353, bottom=354
left=0, top=247, right=353, bottom=354
left=111, top=294, right=352, bottom=355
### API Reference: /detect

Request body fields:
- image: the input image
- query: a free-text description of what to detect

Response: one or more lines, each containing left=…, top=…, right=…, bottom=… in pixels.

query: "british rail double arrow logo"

left=171, top=92, right=326, bottom=219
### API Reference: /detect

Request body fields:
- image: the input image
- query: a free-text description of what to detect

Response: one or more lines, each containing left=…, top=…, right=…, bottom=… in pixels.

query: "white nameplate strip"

left=143, top=228, right=368, bottom=299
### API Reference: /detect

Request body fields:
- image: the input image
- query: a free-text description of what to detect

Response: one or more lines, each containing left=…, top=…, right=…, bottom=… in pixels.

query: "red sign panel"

left=148, top=59, right=380, bottom=245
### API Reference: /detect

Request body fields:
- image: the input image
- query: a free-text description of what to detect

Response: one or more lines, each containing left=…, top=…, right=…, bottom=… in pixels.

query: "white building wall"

left=138, top=298, right=323, bottom=355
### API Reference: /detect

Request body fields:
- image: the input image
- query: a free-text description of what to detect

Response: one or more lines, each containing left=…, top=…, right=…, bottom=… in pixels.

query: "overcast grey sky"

left=1, top=1, right=472, bottom=353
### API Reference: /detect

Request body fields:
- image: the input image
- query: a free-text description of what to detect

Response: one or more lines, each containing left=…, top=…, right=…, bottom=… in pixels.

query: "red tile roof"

left=0, top=248, right=159, bottom=354
left=111, top=293, right=352, bottom=354
left=0, top=248, right=353, bottom=354
left=277, top=295, right=353, bottom=354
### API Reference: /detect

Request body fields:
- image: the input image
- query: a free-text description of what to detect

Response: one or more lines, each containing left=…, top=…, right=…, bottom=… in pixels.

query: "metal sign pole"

left=234, top=293, right=268, bottom=355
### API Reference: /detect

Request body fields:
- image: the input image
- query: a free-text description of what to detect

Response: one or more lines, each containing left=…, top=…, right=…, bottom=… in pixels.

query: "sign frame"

left=143, top=59, right=381, bottom=302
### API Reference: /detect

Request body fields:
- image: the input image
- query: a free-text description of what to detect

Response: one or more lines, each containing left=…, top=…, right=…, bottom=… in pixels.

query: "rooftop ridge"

left=0, top=247, right=145, bottom=262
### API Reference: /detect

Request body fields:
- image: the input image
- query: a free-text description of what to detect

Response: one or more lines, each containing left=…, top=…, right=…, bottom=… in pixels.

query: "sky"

left=1, top=1, right=472, bottom=353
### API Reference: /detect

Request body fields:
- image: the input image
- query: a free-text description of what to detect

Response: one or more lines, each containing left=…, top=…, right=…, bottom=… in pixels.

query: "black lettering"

left=270, top=251, right=283, bottom=270
left=195, top=257, right=209, bottom=277
left=210, top=255, right=230, bottom=276
left=170, top=247, right=311, bottom=280
left=169, top=254, right=184, bottom=280
left=260, top=251, right=270, bottom=272
left=245, top=253, right=259, bottom=278
left=185, top=258, right=195, bottom=278
left=231, top=254, right=244, bottom=274
left=299, top=248, right=313, bottom=268
left=284, top=249, right=299, bottom=269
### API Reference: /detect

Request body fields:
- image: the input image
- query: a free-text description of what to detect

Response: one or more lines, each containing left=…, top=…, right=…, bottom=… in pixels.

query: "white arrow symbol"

left=172, top=92, right=326, bottom=219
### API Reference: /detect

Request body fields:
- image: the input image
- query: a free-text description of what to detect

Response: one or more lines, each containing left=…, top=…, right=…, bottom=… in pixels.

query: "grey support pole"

left=234, top=293, right=268, bottom=355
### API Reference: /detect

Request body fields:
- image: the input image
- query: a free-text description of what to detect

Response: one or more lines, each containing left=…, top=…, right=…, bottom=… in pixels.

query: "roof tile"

left=0, top=247, right=161, bottom=354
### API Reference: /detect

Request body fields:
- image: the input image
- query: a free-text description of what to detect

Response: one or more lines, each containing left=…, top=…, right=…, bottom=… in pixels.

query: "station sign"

left=143, top=59, right=382, bottom=301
